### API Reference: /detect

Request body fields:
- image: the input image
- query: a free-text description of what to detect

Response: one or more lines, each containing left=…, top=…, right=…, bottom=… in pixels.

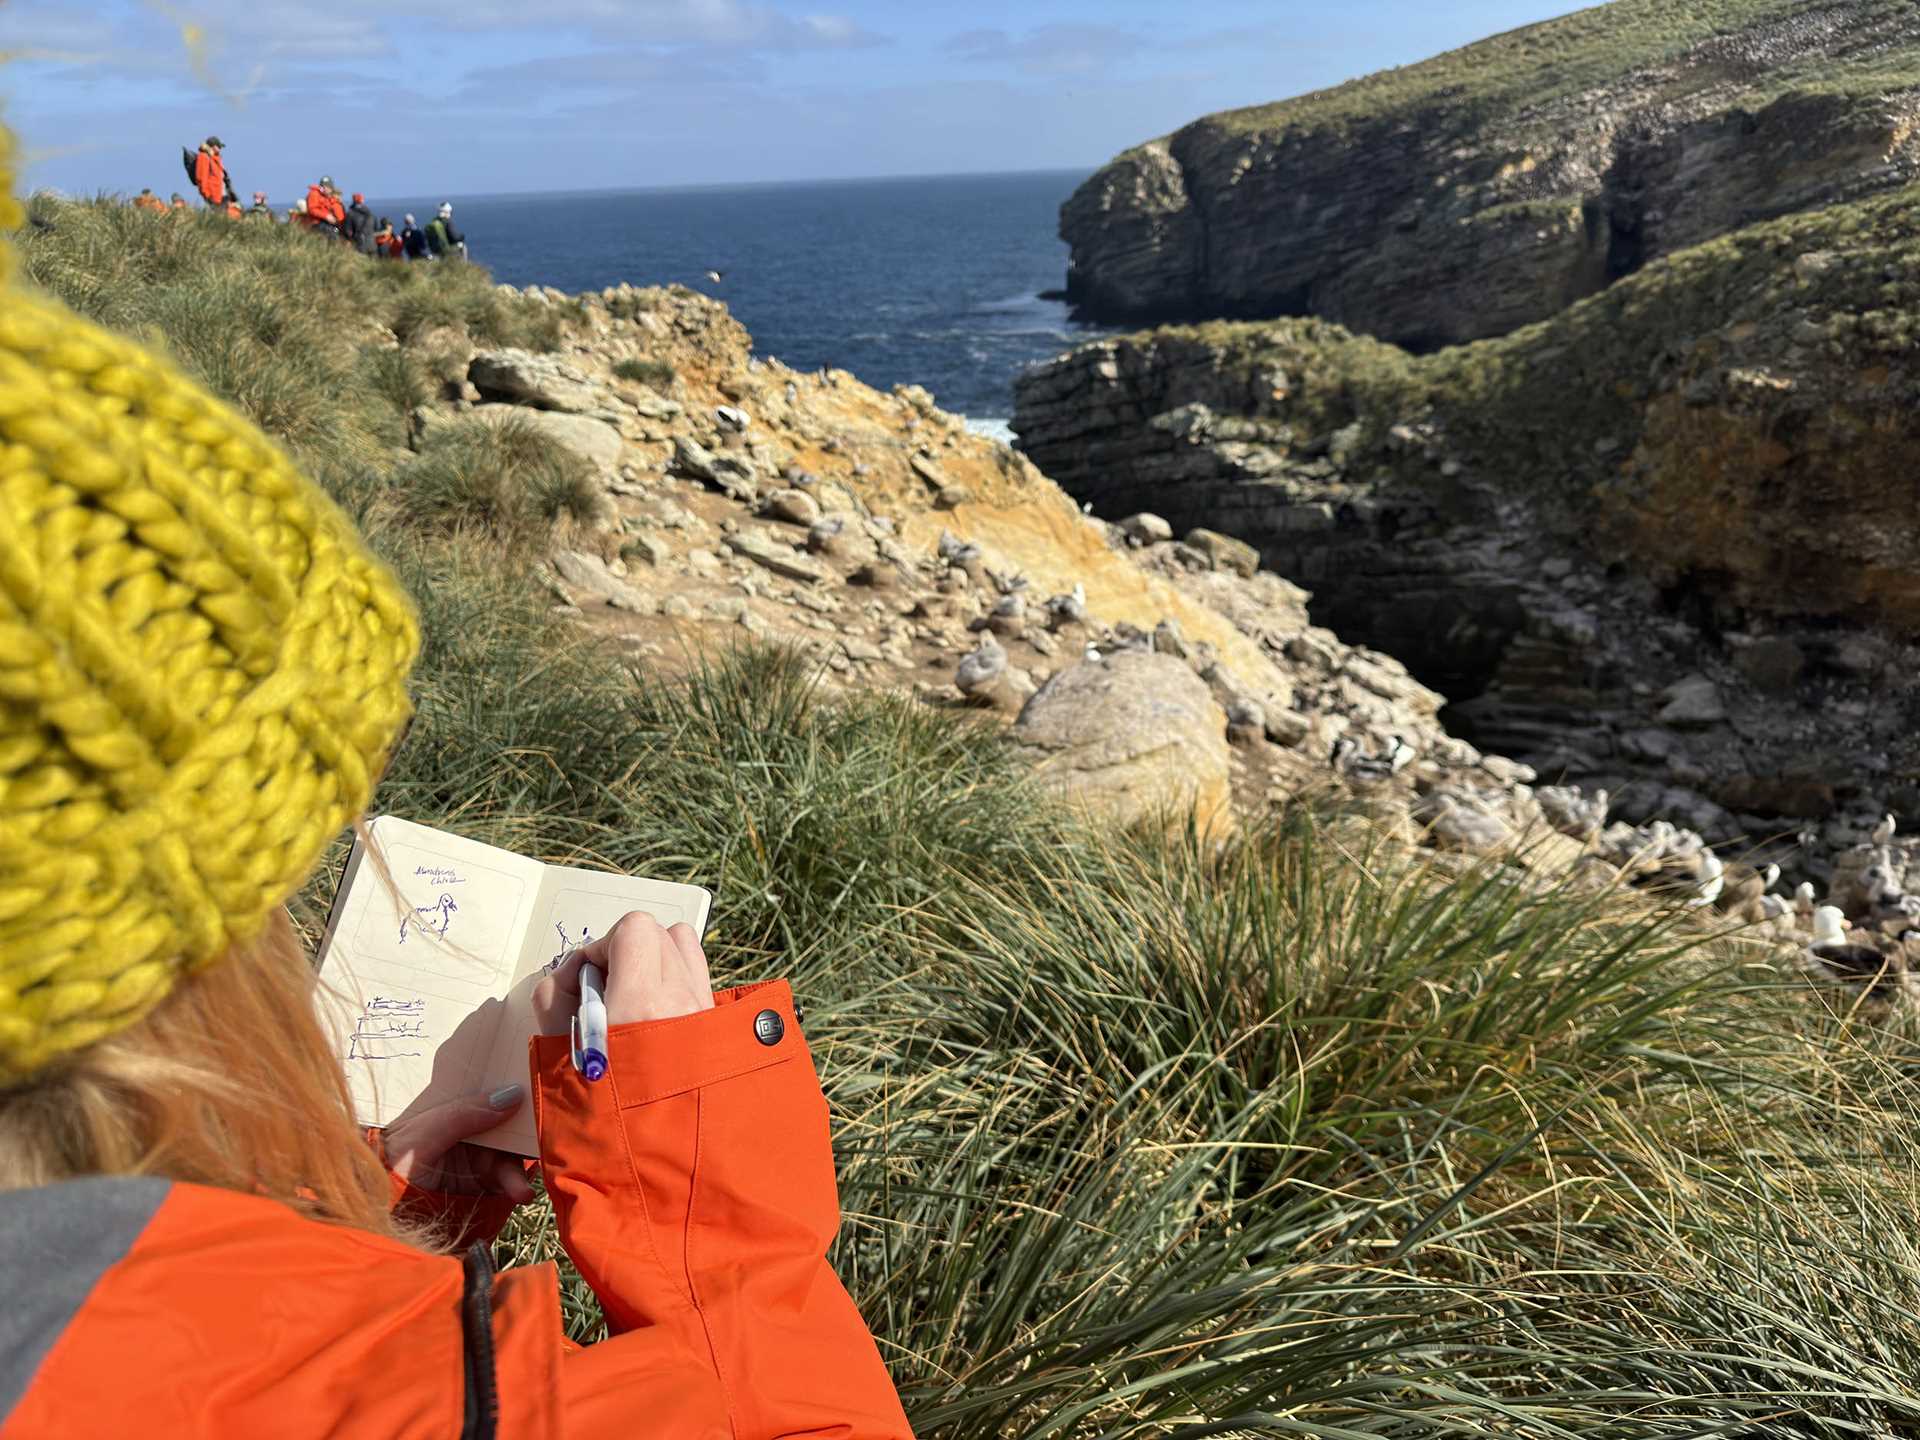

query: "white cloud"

left=945, top=24, right=1146, bottom=77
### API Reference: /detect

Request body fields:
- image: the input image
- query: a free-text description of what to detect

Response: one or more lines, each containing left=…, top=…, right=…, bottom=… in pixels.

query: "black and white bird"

left=1807, top=906, right=1899, bottom=982
left=1330, top=735, right=1414, bottom=785
left=1874, top=813, right=1898, bottom=847
left=704, top=269, right=725, bottom=284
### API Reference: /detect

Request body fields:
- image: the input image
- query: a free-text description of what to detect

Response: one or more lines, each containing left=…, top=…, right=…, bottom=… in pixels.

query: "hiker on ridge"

left=400, top=212, right=428, bottom=260
left=133, top=188, right=166, bottom=213
left=343, top=192, right=377, bottom=254
left=305, top=175, right=344, bottom=237
left=425, top=201, right=467, bottom=260
left=192, top=136, right=227, bottom=209
left=0, top=123, right=916, bottom=1437
left=247, top=191, right=273, bottom=221
left=374, top=217, right=403, bottom=258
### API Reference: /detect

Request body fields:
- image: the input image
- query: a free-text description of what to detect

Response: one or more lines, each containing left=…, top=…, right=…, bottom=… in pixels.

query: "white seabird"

left=1807, top=905, right=1898, bottom=982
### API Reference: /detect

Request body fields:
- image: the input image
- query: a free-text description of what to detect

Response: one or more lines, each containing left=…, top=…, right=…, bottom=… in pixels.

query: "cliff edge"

left=1061, top=0, right=1920, bottom=345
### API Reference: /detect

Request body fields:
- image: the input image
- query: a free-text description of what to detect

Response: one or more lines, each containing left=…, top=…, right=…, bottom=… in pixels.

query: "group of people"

left=131, top=137, right=470, bottom=262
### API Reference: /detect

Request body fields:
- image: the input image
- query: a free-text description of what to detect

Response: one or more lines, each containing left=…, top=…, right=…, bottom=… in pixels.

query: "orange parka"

left=304, top=184, right=344, bottom=228
left=193, top=147, right=225, bottom=207
left=0, top=981, right=915, bottom=1438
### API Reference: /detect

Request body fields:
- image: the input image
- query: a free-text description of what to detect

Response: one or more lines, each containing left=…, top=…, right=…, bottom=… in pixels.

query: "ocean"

left=374, top=169, right=1107, bottom=428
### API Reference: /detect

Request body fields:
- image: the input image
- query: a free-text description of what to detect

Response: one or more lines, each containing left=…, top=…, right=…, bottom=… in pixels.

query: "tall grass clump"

left=26, top=190, right=1920, bottom=1435
left=611, top=356, right=675, bottom=389
left=390, top=415, right=604, bottom=548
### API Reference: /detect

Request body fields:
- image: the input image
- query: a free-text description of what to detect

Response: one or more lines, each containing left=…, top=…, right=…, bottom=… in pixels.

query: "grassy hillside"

left=1195, top=0, right=1917, bottom=142
left=20, top=199, right=1920, bottom=1432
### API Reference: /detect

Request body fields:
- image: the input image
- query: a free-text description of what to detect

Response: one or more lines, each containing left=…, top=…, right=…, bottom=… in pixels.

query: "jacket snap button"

left=753, top=1009, right=785, bottom=1046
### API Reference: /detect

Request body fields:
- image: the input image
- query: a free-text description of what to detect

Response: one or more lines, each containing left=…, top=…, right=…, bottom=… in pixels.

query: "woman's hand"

left=382, top=1085, right=536, bottom=1203
left=532, top=911, right=714, bottom=1035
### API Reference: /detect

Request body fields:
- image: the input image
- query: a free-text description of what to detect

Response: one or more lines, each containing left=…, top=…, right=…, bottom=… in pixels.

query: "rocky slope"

left=1060, top=0, right=1920, bottom=345
left=387, top=281, right=1637, bottom=879
left=1017, top=179, right=1920, bottom=877
left=388, top=278, right=1919, bottom=979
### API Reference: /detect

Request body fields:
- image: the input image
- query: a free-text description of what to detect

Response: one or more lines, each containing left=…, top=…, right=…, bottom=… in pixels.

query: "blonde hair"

left=0, top=907, right=412, bottom=1242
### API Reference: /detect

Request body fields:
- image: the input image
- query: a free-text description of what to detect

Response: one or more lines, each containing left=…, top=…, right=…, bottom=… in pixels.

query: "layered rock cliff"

left=1061, top=0, right=1920, bottom=346
left=1017, top=179, right=1920, bottom=854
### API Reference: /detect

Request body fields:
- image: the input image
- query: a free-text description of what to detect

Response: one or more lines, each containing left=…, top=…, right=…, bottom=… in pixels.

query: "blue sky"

left=5, top=1, right=1584, bottom=198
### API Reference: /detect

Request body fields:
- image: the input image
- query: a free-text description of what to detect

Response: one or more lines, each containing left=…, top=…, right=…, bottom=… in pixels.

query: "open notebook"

left=315, top=816, right=713, bottom=1157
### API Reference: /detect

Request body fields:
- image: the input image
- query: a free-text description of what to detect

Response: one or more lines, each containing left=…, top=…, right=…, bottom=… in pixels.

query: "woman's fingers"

left=533, top=912, right=717, bottom=1033
left=531, top=946, right=588, bottom=1036
left=490, top=1154, right=536, bottom=1205
left=666, top=922, right=714, bottom=997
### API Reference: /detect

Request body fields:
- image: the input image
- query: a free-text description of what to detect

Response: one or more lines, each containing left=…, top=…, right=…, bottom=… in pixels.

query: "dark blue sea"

left=374, top=169, right=1105, bottom=426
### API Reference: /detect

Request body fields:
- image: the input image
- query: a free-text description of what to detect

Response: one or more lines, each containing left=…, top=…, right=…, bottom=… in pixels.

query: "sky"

left=4, top=0, right=1587, bottom=198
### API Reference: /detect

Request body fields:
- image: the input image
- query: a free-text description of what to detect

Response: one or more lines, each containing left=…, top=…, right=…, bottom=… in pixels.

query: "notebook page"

left=465, top=865, right=714, bottom=1155
left=316, top=817, right=545, bottom=1132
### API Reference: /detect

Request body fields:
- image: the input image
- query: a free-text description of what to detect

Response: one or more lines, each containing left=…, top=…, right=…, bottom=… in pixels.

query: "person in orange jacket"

left=0, top=201, right=916, bottom=1438
left=132, top=187, right=167, bottom=212
left=193, top=135, right=227, bottom=208
left=305, top=174, right=345, bottom=236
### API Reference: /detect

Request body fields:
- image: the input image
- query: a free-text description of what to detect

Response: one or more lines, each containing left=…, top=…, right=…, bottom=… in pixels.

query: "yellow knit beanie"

left=0, top=128, right=420, bottom=1081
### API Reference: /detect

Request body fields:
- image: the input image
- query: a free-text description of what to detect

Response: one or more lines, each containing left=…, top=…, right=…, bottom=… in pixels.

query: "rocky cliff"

left=1017, top=178, right=1920, bottom=859
left=1061, top=0, right=1920, bottom=346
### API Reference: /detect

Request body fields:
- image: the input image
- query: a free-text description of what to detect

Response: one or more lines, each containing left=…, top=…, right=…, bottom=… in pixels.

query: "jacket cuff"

left=529, top=979, right=803, bottom=1111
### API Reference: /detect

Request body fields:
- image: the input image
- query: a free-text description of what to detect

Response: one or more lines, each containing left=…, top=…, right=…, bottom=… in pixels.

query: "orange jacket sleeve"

left=529, top=980, right=913, bottom=1439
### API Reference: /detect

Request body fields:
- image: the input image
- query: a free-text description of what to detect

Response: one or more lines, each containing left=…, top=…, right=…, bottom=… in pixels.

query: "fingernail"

left=488, top=1084, right=525, bottom=1110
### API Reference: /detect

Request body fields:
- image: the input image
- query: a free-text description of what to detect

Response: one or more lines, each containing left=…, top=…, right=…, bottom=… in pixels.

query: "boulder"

left=1657, top=674, right=1727, bottom=727
left=469, top=406, right=623, bottom=474
left=764, top=488, right=821, bottom=527
left=469, top=350, right=608, bottom=414
left=1184, top=528, right=1261, bottom=579
left=549, top=550, right=653, bottom=612
left=725, top=529, right=829, bottom=584
left=1119, top=512, right=1173, bottom=545
left=1013, top=650, right=1231, bottom=832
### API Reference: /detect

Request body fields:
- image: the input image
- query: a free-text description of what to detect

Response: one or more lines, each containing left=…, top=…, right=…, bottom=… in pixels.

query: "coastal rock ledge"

left=1061, top=2, right=1920, bottom=345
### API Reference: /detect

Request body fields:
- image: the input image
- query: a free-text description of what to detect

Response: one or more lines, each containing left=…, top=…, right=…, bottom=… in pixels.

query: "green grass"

left=611, top=355, right=675, bottom=389
left=392, top=414, right=607, bottom=550
left=26, top=190, right=1920, bottom=1433
left=1185, top=0, right=1917, bottom=144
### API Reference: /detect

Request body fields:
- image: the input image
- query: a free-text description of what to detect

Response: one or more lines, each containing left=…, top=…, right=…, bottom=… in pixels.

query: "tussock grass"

left=392, top=415, right=603, bottom=548
left=611, top=356, right=675, bottom=389
left=28, top=191, right=1920, bottom=1434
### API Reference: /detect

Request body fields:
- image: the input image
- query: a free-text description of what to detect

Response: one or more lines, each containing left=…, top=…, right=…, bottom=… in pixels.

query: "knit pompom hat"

left=0, top=127, right=419, bottom=1082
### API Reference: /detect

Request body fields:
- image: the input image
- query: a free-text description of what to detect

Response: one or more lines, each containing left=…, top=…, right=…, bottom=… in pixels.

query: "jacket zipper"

left=460, top=1242, right=500, bottom=1440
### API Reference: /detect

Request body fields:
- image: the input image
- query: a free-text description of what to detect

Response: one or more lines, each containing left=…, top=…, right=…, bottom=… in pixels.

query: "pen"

left=571, top=961, right=610, bottom=1082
